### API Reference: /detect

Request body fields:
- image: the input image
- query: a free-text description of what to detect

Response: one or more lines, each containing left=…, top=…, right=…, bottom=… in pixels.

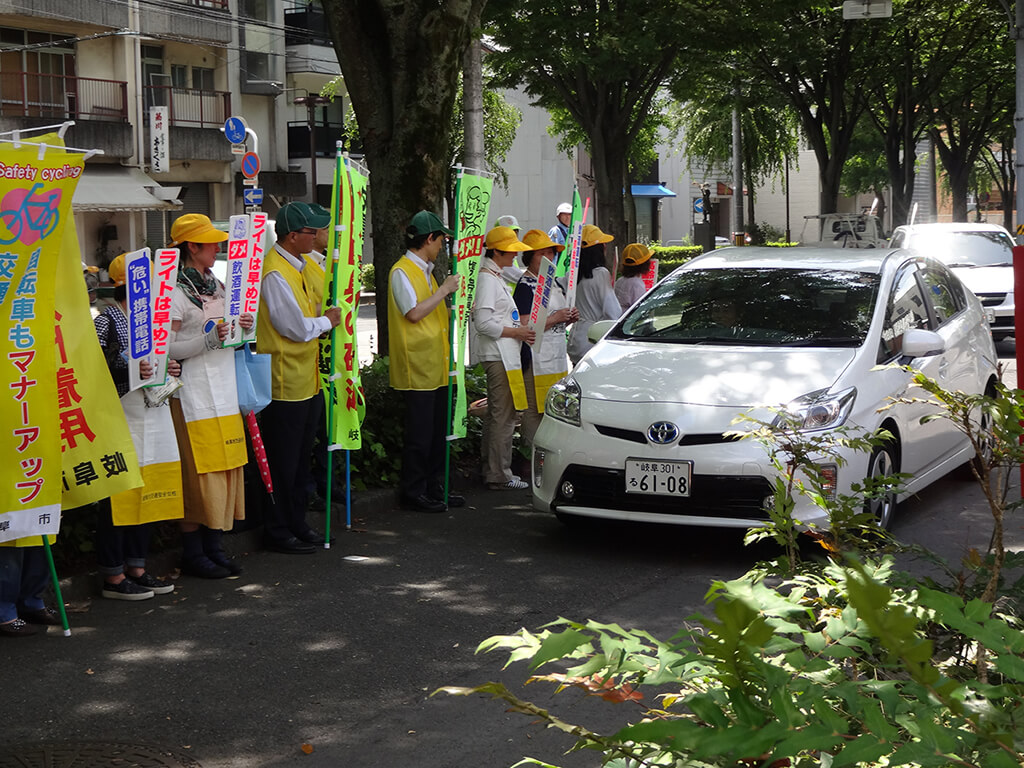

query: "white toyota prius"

left=532, top=247, right=998, bottom=531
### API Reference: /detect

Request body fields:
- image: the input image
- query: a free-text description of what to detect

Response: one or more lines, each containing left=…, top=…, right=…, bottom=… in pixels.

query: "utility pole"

left=731, top=97, right=744, bottom=244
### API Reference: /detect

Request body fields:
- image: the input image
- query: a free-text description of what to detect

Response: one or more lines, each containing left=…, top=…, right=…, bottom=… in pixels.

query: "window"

left=918, top=267, right=964, bottom=327
left=879, top=266, right=931, bottom=362
left=171, top=65, right=188, bottom=89
left=192, top=67, right=215, bottom=91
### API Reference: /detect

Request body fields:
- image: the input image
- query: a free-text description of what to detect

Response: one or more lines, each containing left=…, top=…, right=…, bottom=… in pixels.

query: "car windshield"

left=907, top=230, right=1013, bottom=267
left=614, top=267, right=880, bottom=346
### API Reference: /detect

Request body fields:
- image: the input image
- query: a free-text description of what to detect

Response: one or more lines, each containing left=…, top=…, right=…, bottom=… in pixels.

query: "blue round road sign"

left=224, top=116, right=247, bottom=144
left=693, top=197, right=704, bottom=214
left=241, top=152, right=260, bottom=179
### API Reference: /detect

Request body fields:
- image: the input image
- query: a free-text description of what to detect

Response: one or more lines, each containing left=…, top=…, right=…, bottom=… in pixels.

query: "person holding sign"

left=168, top=214, right=254, bottom=579
left=92, top=254, right=183, bottom=599
left=257, top=202, right=341, bottom=553
left=614, top=243, right=654, bottom=312
left=513, top=230, right=579, bottom=453
left=567, top=224, right=619, bottom=365
left=472, top=226, right=534, bottom=491
left=388, top=210, right=461, bottom=513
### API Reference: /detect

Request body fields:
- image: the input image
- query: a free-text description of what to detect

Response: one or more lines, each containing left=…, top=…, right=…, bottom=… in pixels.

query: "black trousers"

left=94, top=497, right=151, bottom=577
left=400, top=387, right=449, bottom=500
left=260, top=395, right=323, bottom=542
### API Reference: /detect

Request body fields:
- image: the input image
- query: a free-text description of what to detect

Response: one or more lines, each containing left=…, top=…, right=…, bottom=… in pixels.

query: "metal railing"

left=284, top=5, right=332, bottom=46
left=0, top=72, right=128, bottom=122
left=143, top=85, right=231, bottom=129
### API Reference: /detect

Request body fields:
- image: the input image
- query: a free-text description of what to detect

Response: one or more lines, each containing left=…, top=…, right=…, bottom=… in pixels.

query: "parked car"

left=532, top=247, right=997, bottom=531
left=889, top=222, right=1015, bottom=342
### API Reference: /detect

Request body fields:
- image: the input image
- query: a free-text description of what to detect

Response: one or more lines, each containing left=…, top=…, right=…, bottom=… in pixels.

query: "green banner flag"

left=320, top=152, right=365, bottom=450
left=555, top=185, right=583, bottom=278
left=451, top=167, right=493, bottom=438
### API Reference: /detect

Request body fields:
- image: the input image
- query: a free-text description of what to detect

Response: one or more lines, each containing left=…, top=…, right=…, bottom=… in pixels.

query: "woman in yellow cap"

left=167, top=214, right=254, bottom=579
left=92, top=254, right=183, bottom=600
left=567, top=224, right=620, bottom=364
left=513, top=229, right=579, bottom=452
left=614, top=243, right=654, bottom=312
left=472, top=226, right=535, bottom=490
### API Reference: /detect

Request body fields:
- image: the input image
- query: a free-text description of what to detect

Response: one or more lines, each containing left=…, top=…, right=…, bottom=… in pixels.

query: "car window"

left=918, top=266, right=964, bottom=327
left=906, top=230, right=1013, bottom=267
left=878, top=265, right=931, bottom=362
left=890, top=230, right=905, bottom=248
left=615, top=267, right=879, bottom=347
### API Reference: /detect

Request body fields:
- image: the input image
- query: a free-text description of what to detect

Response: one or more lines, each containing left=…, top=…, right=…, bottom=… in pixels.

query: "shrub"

left=360, top=262, right=375, bottom=292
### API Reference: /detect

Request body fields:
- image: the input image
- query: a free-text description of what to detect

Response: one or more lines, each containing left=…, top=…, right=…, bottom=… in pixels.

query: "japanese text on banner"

left=451, top=169, right=493, bottom=438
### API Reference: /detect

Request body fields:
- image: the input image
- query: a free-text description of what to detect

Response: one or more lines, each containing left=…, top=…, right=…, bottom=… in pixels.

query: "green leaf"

left=830, top=734, right=890, bottom=767
left=528, top=628, right=591, bottom=670
left=992, top=652, right=1024, bottom=682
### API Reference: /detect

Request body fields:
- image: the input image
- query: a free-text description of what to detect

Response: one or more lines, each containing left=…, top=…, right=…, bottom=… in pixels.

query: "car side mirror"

left=588, top=319, right=616, bottom=344
left=901, top=328, right=945, bottom=358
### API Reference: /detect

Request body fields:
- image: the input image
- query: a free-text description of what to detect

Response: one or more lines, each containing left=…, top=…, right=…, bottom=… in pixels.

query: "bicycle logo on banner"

left=0, top=183, right=61, bottom=246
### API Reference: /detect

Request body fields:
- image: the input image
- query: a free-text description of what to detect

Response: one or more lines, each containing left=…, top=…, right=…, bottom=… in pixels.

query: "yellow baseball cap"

left=108, top=254, right=127, bottom=286
left=582, top=224, right=613, bottom=248
left=484, top=226, right=530, bottom=252
left=521, top=228, right=565, bottom=253
left=169, top=214, right=228, bottom=246
left=622, top=243, right=652, bottom=266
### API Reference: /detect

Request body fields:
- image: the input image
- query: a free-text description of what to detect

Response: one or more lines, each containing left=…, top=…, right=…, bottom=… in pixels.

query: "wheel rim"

left=867, top=448, right=897, bottom=529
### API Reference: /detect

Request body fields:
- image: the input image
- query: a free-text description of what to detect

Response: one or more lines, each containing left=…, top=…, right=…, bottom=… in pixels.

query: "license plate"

left=625, top=458, right=692, bottom=496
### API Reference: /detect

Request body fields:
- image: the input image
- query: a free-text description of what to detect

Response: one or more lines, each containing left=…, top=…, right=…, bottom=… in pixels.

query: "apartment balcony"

left=0, top=72, right=133, bottom=157
left=284, top=5, right=331, bottom=46
left=0, top=0, right=127, bottom=26
left=143, top=86, right=230, bottom=129
left=140, top=0, right=231, bottom=44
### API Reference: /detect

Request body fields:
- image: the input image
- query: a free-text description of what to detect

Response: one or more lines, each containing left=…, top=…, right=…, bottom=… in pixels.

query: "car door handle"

left=938, top=359, right=949, bottom=378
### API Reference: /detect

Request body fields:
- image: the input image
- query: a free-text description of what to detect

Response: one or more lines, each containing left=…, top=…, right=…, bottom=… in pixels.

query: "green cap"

left=408, top=210, right=453, bottom=237
left=276, top=201, right=331, bottom=238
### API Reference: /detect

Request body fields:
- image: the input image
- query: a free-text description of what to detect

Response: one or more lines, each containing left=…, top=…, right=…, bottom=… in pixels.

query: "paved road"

left=3, top=321, right=1019, bottom=767
left=4, top=462, right=1022, bottom=768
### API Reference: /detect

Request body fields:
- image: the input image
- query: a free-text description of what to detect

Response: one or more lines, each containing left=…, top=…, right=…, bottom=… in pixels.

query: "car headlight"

left=545, top=376, right=581, bottom=427
left=775, top=387, right=856, bottom=431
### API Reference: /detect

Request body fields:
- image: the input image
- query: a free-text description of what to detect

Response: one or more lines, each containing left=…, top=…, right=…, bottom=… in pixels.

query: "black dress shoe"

left=400, top=494, right=447, bottom=513
left=429, top=493, right=465, bottom=508
left=264, top=536, right=316, bottom=554
left=20, top=607, right=61, bottom=626
left=294, top=528, right=336, bottom=545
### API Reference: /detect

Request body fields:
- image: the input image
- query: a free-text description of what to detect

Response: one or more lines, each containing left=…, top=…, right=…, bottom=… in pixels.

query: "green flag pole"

left=40, top=536, right=70, bottom=636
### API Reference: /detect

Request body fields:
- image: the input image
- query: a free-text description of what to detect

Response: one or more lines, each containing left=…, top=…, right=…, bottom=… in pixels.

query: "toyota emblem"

left=647, top=421, right=679, bottom=445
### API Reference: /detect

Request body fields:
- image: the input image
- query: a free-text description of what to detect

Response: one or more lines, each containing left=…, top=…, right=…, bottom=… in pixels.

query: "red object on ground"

left=245, top=410, right=273, bottom=496
left=1013, top=244, right=1024, bottom=492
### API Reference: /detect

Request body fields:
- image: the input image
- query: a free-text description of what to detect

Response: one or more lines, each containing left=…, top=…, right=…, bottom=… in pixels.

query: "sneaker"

left=127, top=572, right=175, bottom=595
left=102, top=579, right=155, bottom=601
left=181, top=555, right=231, bottom=580
left=0, top=618, right=37, bottom=637
left=488, top=478, right=529, bottom=490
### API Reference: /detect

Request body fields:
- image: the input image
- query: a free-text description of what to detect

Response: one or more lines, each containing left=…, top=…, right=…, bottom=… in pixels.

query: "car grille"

left=593, top=425, right=745, bottom=447
left=976, top=293, right=1007, bottom=307
left=554, top=464, right=773, bottom=520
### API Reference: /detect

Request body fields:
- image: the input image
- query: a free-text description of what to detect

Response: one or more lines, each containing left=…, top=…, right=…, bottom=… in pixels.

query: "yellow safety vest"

left=256, top=247, right=321, bottom=401
left=388, top=256, right=450, bottom=390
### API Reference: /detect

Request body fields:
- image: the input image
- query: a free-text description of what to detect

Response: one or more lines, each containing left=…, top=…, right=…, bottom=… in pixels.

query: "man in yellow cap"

left=388, top=210, right=461, bottom=513
left=257, top=202, right=341, bottom=553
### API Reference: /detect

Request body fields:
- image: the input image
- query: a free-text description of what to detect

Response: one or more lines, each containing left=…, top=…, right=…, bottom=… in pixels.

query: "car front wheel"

left=864, top=442, right=899, bottom=530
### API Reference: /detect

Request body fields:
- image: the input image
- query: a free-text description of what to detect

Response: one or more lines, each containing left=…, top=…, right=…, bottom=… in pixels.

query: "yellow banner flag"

left=0, top=138, right=79, bottom=541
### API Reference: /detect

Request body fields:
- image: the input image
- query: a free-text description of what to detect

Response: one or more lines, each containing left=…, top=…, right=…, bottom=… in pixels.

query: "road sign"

left=243, top=188, right=264, bottom=206
left=842, top=0, right=891, bottom=19
left=693, top=197, right=704, bottom=214
left=230, top=143, right=246, bottom=155
left=241, top=152, right=260, bottom=178
left=224, top=116, right=248, bottom=144
left=242, top=177, right=258, bottom=187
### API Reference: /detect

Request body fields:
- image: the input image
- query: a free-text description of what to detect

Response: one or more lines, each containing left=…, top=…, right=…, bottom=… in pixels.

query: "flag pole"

left=40, top=536, right=70, bottom=636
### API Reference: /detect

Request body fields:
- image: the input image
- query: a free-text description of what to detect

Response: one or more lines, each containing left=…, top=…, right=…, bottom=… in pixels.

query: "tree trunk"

left=589, top=131, right=628, bottom=269
left=320, top=0, right=484, bottom=353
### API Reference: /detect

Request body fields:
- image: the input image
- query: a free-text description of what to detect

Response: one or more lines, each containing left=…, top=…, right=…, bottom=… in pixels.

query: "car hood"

left=949, top=265, right=1012, bottom=294
left=574, top=341, right=857, bottom=407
